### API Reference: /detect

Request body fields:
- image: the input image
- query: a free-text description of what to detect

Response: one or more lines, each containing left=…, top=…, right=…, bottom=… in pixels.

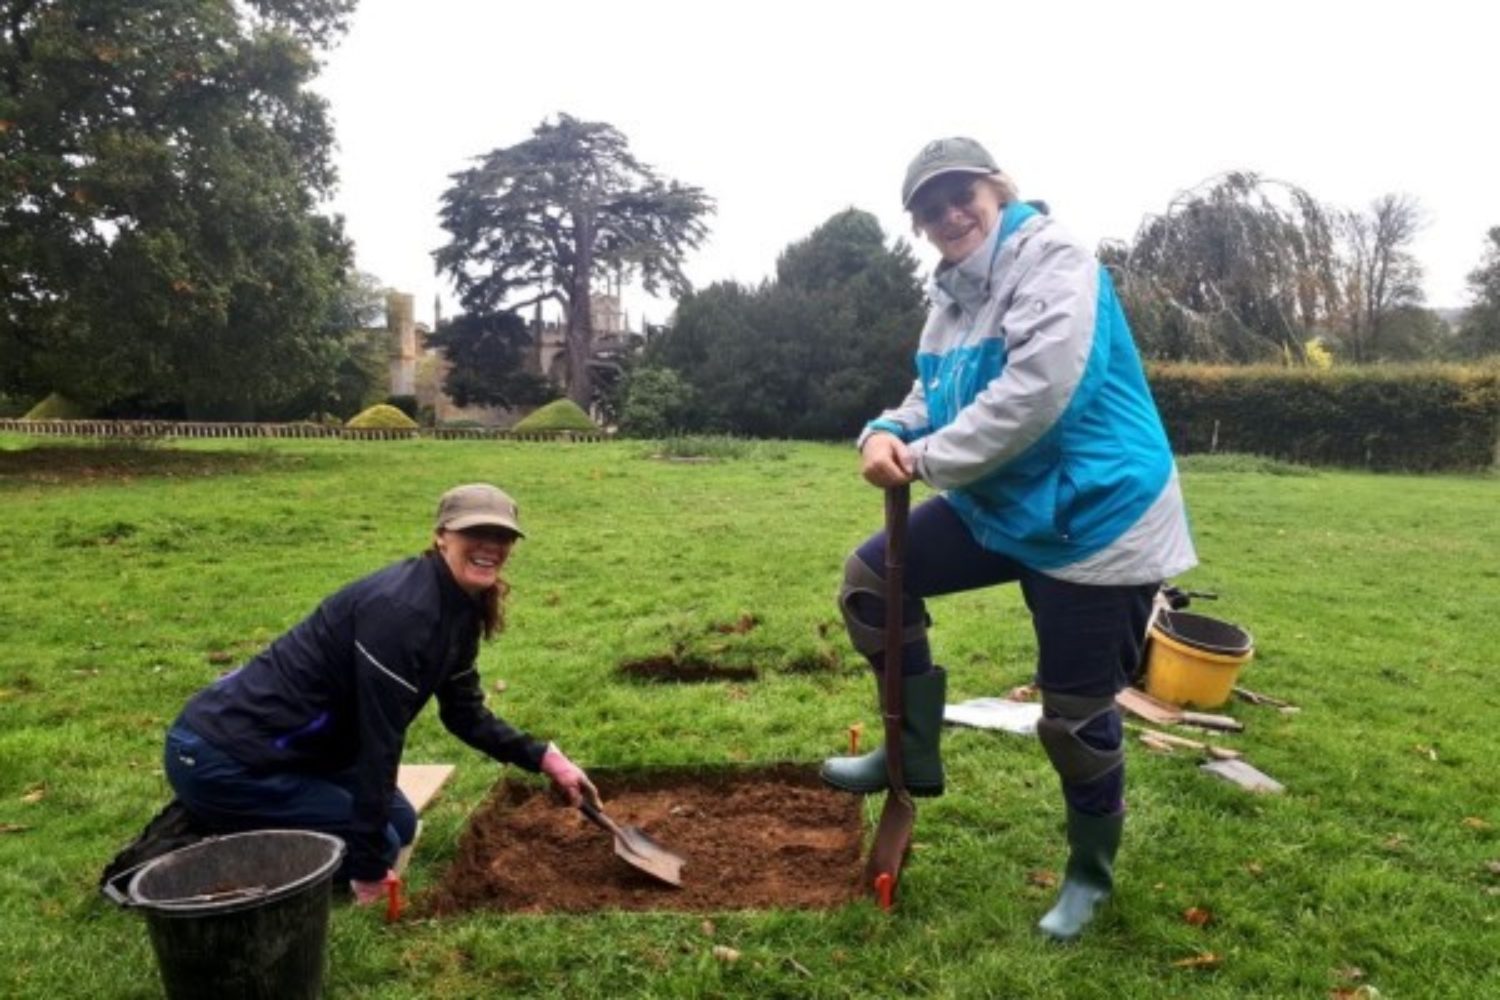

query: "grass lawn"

left=0, top=435, right=1496, bottom=998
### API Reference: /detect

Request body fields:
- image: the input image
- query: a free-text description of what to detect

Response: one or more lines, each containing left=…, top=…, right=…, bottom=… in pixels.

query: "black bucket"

left=126, top=829, right=344, bottom=1000
left=1156, top=609, right=1254, bottom=656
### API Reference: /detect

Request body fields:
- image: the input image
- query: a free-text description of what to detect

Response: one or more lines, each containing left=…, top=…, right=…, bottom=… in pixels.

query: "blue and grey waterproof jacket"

left=862, top=202, right=1197, bottom=585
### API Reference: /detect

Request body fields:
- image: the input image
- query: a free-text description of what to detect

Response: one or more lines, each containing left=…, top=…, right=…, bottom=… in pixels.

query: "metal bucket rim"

left=126, top=829, right=344, bottom=916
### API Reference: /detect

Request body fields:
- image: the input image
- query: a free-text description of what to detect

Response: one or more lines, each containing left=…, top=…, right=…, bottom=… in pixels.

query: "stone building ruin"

left=385, top=288, right=646, bottom=427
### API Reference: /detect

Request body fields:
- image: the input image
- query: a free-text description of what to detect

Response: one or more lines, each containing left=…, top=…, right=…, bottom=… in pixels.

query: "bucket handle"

left=99, top=831, right=232, bottom=909
left=101, top=860, right=150, bottom=908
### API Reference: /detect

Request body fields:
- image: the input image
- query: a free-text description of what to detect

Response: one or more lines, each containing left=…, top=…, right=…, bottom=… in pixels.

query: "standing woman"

left=164, top=483, right=599, bottom=903
left=820, top=138, right=1197, bottom=940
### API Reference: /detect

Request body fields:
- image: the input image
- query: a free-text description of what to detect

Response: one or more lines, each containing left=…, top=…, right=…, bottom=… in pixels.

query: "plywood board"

left=397, top=764, right=455, bottom=813
left=1200, top=758, right=1284, bottom=793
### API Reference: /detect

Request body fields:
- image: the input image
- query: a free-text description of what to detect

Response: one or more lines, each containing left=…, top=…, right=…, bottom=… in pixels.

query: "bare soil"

left=421, top=764, right=866, bottom=914
left=0, top=445, right=278, bottom=483
left=616, top=655, right=759, bottom=683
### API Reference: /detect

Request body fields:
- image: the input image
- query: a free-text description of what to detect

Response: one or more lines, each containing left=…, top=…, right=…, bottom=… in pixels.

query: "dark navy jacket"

left=178, top=553, right=547, bottom=879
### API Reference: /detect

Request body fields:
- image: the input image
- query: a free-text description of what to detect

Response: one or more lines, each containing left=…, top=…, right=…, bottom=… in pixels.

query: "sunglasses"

left=912, top=178, right=979, bottom=224
left=456, top=525, right=518, bottom=543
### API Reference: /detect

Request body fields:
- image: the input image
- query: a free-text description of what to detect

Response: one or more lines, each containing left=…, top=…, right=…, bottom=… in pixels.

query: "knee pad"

left=837, top=551, right=928, bottom=657
left=1036, top=691, right=1123, bottom=785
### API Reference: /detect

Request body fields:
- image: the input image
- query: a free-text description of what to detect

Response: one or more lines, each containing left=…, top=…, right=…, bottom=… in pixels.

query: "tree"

left=617, top=366, right=696, bottom=437
left=434, top=114, right=713, bottom=408
left=0, top=0, right=356, bottom=416
left=1453, top=226, right=1500, bottom=359
left=423, top=311, right=552, bottom=410
left=270, top=270, right=394, bottom=421
left=1113, top=172, right=1342, bottom=363
left=646, top=209, right=926, bottom=439
left=1340, top=194, right=1427, bottom=362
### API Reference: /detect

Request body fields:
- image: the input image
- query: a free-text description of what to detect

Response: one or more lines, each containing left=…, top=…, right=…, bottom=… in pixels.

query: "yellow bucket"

left=1143, top=610, right=1254, bottom=709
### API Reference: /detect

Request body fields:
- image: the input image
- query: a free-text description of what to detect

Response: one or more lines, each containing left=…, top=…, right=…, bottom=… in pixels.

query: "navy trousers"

left=848, top=495, right=1156, bottom=815
left=164, top=722, right=417, bottom=879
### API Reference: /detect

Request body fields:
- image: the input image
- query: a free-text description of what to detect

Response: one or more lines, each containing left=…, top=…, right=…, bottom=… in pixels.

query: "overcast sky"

left=312, top=0, right=1498, bottom=330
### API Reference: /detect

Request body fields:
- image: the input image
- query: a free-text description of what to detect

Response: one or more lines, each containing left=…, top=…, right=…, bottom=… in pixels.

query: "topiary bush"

left=511, top=398, right=599, bottom=434
left=22, top=392, right=88, bottom=420
left=346, top=403, right=419, bottom=430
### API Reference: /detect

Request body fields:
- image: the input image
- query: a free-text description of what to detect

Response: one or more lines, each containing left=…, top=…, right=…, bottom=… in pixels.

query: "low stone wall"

left=0, top=419, right=610, bottom=443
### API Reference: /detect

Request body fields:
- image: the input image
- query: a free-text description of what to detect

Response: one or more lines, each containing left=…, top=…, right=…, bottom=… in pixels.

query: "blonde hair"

left=984, top=171, right=1020, bottom=205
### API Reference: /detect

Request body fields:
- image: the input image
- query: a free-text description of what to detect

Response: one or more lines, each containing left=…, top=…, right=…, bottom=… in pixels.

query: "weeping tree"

left=1112, top=172, right=1342, bottom=363
left=434, top=114, right=713, bottom=408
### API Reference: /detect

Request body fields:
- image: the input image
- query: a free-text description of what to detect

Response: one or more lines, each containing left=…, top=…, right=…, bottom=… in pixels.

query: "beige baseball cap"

left=435, top=483, right=526, bottom=537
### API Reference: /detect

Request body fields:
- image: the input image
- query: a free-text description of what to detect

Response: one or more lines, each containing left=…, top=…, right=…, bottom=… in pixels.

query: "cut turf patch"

left=420, top=764, right=864, bottom=914
left=616, top=655, right=758, bottom=683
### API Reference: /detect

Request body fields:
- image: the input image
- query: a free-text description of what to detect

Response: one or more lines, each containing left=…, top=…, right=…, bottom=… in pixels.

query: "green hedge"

left=1147, top=364, right=1500, bottom=472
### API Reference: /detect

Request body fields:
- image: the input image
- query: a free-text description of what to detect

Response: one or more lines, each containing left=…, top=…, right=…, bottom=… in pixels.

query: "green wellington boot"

left=820, top=667, right=946, bottom=796
left=1037, top=807, right=1124, bottom=942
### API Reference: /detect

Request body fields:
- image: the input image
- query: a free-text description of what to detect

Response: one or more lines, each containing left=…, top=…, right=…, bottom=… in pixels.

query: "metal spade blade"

left=578, top=801, right=684, bottom=887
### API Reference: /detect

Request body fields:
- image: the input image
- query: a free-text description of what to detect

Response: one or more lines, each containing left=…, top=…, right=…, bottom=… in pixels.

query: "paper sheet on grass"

left=397, top=764, right=455, bottom=813
left=944, top=698, right=1042, bottom=736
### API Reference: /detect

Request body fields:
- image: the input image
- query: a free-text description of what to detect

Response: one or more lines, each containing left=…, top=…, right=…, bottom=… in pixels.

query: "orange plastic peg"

left=385, top=874, right=403, bottom=923
left=874, top=872, right=894, bottom=912
left=848, top=722, right=864, bottom=755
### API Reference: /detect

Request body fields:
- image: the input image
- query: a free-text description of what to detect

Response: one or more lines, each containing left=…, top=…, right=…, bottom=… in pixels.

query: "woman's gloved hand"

left=350, top=869, right=397, bottom=905
left=540, top=743, right=602, bottom=809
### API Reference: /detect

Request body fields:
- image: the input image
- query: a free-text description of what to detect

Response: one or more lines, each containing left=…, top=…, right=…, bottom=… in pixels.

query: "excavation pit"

left=421, top=764, right=864, bottom=914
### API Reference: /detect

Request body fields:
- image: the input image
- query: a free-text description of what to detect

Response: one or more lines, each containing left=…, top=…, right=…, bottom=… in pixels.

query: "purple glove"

left=540, top=743, right=601, bottom=808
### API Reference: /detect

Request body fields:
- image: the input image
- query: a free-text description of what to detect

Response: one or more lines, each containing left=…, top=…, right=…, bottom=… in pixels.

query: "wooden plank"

left=1116, top=687, right=1182, bottom=726
left=1125, top=724, right=1242, bottom=759
left=1234, top=685, right=1296, bottom=709
left=1179, top=711, right=1246, bottom=732
left=397, top=764, right=455, bottom=814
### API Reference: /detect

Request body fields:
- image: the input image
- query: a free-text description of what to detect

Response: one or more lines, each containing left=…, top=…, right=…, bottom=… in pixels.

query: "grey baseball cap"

left=901, top=137, right=1000, bottom=208
left=435, top=483, right=526, bottom=537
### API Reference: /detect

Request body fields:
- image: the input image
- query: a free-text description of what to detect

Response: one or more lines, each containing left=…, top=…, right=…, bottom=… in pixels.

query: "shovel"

left=579, top=800, right=684, bottom=888
left=865, top=484, right=916, bottom=905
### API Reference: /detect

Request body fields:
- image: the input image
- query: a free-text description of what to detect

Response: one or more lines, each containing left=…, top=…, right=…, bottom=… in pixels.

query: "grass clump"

left=21, top=392, right=87, bottom=420
left=345, top=403, right=418, bottom=430
left=646, top=435, right=790, bottom=461
left=512, top=398, right=599, bottom=433
left=1178, top=452, right=1318, bottom=476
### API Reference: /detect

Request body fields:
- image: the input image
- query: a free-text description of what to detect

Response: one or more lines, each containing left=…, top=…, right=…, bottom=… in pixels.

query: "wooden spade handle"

left=882, top=485, right=910, bottom=794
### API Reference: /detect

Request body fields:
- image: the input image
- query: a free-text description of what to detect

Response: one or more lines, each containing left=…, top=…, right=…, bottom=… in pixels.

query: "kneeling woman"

left=163, top=483, right=599, bottom=903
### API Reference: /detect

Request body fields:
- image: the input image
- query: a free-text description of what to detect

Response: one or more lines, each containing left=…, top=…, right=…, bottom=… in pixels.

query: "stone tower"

left=387, top=292, right=417, bottom=397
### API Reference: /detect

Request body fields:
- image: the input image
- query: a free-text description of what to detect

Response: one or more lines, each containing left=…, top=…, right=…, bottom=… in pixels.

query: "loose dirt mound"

left=422, top=764, right=865, bottom=914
